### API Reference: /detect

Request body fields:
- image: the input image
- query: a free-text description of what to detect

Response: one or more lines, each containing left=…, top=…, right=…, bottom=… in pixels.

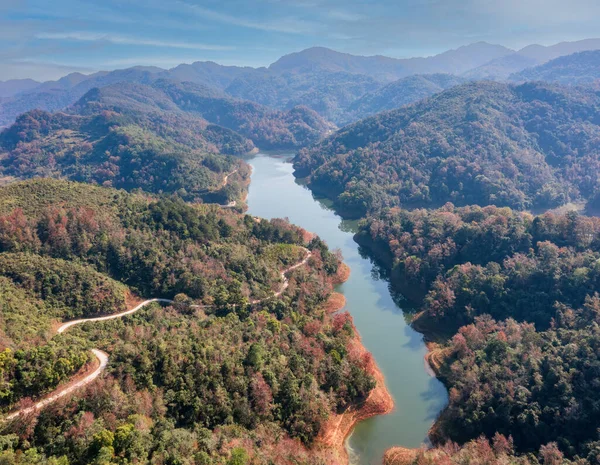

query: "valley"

left=245, top=153, right=448, bottom=464
left=1, top=20, right=600, bottom=465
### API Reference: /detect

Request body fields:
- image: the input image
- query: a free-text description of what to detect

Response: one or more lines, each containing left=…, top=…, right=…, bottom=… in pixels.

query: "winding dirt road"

left=6, top=299, right=172, bottom=421
left=5, top=250, right=311, bottom=420
left=219, top=169, right=239, bottom=208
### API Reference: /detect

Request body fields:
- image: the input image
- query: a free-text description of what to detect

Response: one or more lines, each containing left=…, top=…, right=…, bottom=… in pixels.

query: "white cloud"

left=174, top=1, right=318, bottom=34
left=326, top=9, right=364, bottom=22
left=35, top=31, right=234, bottom=51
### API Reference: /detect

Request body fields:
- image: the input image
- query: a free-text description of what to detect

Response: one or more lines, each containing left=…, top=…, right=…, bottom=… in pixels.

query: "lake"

left=245, top=153, right=448, bottom=465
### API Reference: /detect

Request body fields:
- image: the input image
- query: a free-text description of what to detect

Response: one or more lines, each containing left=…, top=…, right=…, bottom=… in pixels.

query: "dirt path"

left=221, top=169, right=238, bottom=189
left=219, top=169, right=238, bottom=208
left=251, top=249, right=312, bottom=303
left=57, top=298, right=174, bottom=334
left=6, top=349, right=108, bottom=421
left=5, top=251, right=311, bottom=420
left=5, top=299, right=172, bottom=421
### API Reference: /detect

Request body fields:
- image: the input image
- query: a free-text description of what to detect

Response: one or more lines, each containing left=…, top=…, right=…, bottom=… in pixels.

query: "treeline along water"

left=245, top=153, right=448, bottom=465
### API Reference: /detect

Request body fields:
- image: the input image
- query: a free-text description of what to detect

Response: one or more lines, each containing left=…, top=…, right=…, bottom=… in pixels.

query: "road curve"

left=5, top=250, right=311, bottom=420
left=219, top=169, right=239, bottom=208
left=251, top=248, right=312, bottom=303
left=6, top=349, right=109, bottom=420
left=57, top=298, right=174, bottom=334
left=5, top=299, right=172, bottom=421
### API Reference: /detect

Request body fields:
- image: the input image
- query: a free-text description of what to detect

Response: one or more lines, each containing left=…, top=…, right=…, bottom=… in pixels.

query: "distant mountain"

left=72, top=80, right=334, bottom=149
left=0, top=79, right=40, bottom=98
left=0, top=68, right=163, bottom=127
left=269, top=47, right=409, bottom=81
left=269, top=43, right=512, bottom=81
left=167, top=61, right=259, bottom=89
left=519, top=38, right=600, bottom=62
left=400, top=42, right=513, bottom=76
left=294, top=81, right=600, bottom=217
left=464, top=54, right=539, bottom=80
left=466, top=38, right=600, bottom=80
left=510, top=50, right=600, bottom=85
left=225, top=71, right=381, bottom=124
left=2, top=39, right=599, bottom=130
left=342, top=73, right=468, bottom=123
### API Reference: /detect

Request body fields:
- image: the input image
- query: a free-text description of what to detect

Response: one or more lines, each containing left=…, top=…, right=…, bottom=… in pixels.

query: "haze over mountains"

left=2, top=38, right=600, bottom=128
left=510, top=50, right=600, bottom=84
left=466, top=38, right=600, bottom=79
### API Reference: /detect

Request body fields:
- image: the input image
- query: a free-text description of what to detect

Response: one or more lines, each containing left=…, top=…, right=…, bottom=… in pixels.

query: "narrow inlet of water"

left=245, top=153, right=448, bottom=465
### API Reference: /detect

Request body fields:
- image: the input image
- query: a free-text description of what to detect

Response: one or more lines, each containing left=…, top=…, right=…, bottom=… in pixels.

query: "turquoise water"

left=245, top=153, right=448, bottom=465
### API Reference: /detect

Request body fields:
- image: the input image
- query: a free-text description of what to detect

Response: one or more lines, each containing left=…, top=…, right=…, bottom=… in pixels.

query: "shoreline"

left=382, top=313, right=453, bottom=464
left=315, top=320, right=395, bottom=465
left=314, top=263, right=395, bottom=465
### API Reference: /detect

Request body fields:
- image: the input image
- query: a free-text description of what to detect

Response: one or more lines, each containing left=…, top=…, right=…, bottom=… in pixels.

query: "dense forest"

left=294, top=81, right=600, bottom=217
left=342, top=74, right=468, bottom=124
left=0, top=108, right=252, bottom=205
left=510, top=50, right=600, bottom=85
left=74, top=80, right=335, bottom=150
left=0, top=179, right=374, bottom=464
left=357, top=204, right=600, bottom=462
left=225, top=70, right=380, bottom=124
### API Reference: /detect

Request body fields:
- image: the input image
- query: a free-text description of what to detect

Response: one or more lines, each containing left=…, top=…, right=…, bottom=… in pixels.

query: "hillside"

left=269, top=43, right=512, bottom=81
left=342, top=74, right=468, bottom=123
left=294, top=81, right=600, bottom=217
left=0, top=107, right=253, bottom=204
left=465, top=38, right=600, bottom=80
left=71, top=80, right=334, bottom=149
left=510, top=50, right=600, bottom=85
left=0, top=178, right=376, bottom=465
left=226, top=71, right=381, bottom=124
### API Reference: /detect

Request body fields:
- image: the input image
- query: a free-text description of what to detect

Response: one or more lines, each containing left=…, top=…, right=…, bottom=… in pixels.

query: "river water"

left=245, top=153, right=448, bottom=465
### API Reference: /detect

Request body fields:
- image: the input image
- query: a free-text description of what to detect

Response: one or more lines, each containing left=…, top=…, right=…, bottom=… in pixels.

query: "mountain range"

left=2, top=38, right=600, bottom=129
left=510, top=49, right=600, bottom=85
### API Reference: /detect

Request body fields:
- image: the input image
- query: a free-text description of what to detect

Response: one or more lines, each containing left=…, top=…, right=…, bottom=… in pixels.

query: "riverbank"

left=315, top=322, right=395, bottom=465
left=384, top=447, right=419, bottom=465
left=353, top=231, right=427, bottom=304
left=246, top=153, right=448, bottom=465
left=315, top=264, right=395, bottom=464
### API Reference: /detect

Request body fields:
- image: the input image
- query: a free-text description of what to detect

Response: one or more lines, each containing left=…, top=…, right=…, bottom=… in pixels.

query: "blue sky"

left=2, top=0, right=600, bottom=80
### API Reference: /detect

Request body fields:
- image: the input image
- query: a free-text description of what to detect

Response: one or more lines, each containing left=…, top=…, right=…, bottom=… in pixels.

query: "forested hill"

left=73, top=80, right=335, bottom=149
left=510, top=49, right=600, bottom=85
left=0, top=178, right=373, bottom=464
left=225, top=70, right=381, bottom=124
left=342, top=73, right=468, bottom=123
left=0, top=107, right=252, bottom=204
left=294, top=81, right=600, bottom=217
left=359, top=205, right=600, bottom=463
